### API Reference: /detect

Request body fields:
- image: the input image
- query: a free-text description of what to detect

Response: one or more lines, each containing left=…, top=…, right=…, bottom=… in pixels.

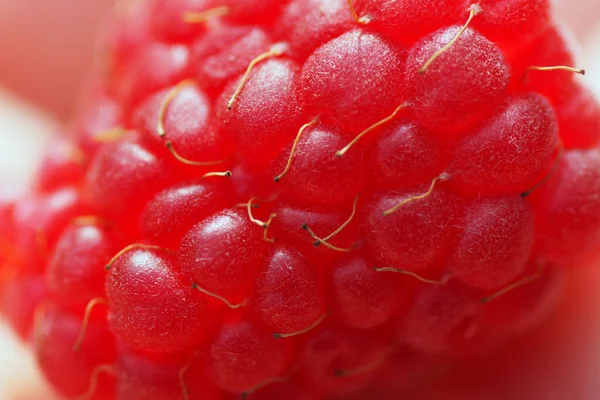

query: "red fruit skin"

left=205, top=318, right=295, bottom=393
left=301, top=326, right=391, bottom=396
left=86, top=132, right=179, bottom=233
left=331, top=256, right=409, bottom=330
left=405, top=27, right=509, bottom=134
left=192, top=23, right=273, bottom=95
left=398, top=282, right=481, bottom=355
left=11, top=186, right=92, bottom=273
left=450, top=197, right=534, bottom=290
left=141, top=179, right=235, bottom=249
left=1, top=274, right=46, bottom=340
left=365, top=188, right=460, bottom=276
left=148, top=0, right=214, bottom=42
left=106, top=248, right=216, bottom=353
left=270, top=203, right=360, bottom=264
left=276, top=0, right=354, bottom=60
left=555, top=82, right=600, bottom=149
left=214, top=0, right=290, bottom=25
left=352, top=0, right=467, bottom=45
left=219, top=58, right=303, bottom=166
left=116, top=351, right=220, bottom=400
left=300, top=30, right=407, bottom=133
left=449, top=93, right=559, bottom=196
left=35, top=136, right=88, bottom=192
left=355, top=350, right=434, bottom=400
left=508, top=27, right=576, bottom=102
left=35, top=305, right=116, bottom=399
left=133, top=83, right=236, bottom=165
left=46, top=221, right=123, bottom=306
left=112, top=41, right=191, bottom=111
left=178, top=209, right=269, bottom=304
left=252, top=246, right=327, bottom=335
left=71, top=91, right=123, bottom=156
left=474, top=0, right=551, bottom=51
left=271, top=123, right=367, bottom=205
left=369, top=120, right=448, bottom=190
left=531, top=149, right=600, bottom=267
left=481, top=264, right=565, bottom=336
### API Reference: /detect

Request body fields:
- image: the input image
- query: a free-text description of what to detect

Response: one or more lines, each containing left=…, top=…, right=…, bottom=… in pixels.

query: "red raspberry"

left=1, top=1, right=599, bottom=399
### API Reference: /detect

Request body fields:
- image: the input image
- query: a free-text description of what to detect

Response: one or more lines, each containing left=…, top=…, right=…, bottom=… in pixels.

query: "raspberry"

left=1, top=0, right=599, bottom=399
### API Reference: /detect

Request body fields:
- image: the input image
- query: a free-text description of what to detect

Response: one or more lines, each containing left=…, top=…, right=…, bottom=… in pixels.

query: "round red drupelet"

left=332, top=255, right=410, bottom=330
left=398, top=281, right=481, bottom=355
left=178, top=209, right=269, bottom=304
left=106, top=247, right=217, bottom=353
left=357, top=350, right=434, bottom=400
left=271, top=202, right=360, bottom=264
left=192, top=22, right=273, bottom=95
left=508, top=26, right=578, bottom=103
left=35, top=304, right=116, bottom=400
left=365, top=187, right=460, bottom=276
left=299, top=29, right=407, bottom=134
left=219, top=57, right=304, bottom=166
left=404, top=26, right=509, bottom=134
left=111, top=41, right=191, bottom=112
left=116, top=350, right=220, bottom=400
left=103, top=0, right=152, bottom=75
left=276, top=0, right=354, bottom=60
left=448, top=93, right=559, bottom=196
left=481, top=263, right=566, bottom=336
left=46, top=220, right=123, bottom=307
left=85, top=131, right=179, bottom=234
left=554, top=82, right=600, bottom=149
left=368, top=120, right=448, bottom=190
left=351, top=0, right=466, bottom=45
left=251, top=246, right=327, bottom=336
left=133, top=83, right=236, bottom=167
left=148, top=0, right=215, bottom=42
left=141, top=178, right=235, bottom=249
left=474, top=0, right=550, bottom=52
left=300, top=326, right=392, bottom=396
left=213, top=0, right=290, bottom=25
left=530, top=149, right=600, bottom=267
left=35, top=136, right=88, bottom=192
left=449, top=196, right=534, bottom=290
left=11, top=186, right=92, bottom=273
left=71, top=90, right=124, bottom=157
left=205, top=317, right=295, bottom=393
left=229, top=162, right=275, bottom=201
left=270, top=122, right=367, bottom=205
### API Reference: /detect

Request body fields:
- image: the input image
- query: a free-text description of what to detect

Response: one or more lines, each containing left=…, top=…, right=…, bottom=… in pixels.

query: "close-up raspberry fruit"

left=1, top=0, right=600, bottom=399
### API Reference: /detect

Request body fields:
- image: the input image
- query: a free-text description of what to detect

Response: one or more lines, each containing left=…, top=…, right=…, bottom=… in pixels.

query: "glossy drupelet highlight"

left=1, top=0, right=600, bottom=399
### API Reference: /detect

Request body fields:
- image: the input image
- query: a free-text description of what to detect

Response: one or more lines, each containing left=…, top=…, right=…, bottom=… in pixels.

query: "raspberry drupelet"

left=1, top=0, right=600, bottom=399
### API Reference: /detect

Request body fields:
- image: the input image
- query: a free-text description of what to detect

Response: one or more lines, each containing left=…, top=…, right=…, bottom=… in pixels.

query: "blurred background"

left=0, top=0, right=599, bottom=399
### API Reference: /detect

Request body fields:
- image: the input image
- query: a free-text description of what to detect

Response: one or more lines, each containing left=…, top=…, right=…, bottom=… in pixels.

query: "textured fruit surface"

left=1, top=0, right=599, bottom=399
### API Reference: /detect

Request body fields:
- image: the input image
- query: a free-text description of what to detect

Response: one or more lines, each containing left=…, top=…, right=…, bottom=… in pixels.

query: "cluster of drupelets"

left=1, top=0, right=600, bottom=399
